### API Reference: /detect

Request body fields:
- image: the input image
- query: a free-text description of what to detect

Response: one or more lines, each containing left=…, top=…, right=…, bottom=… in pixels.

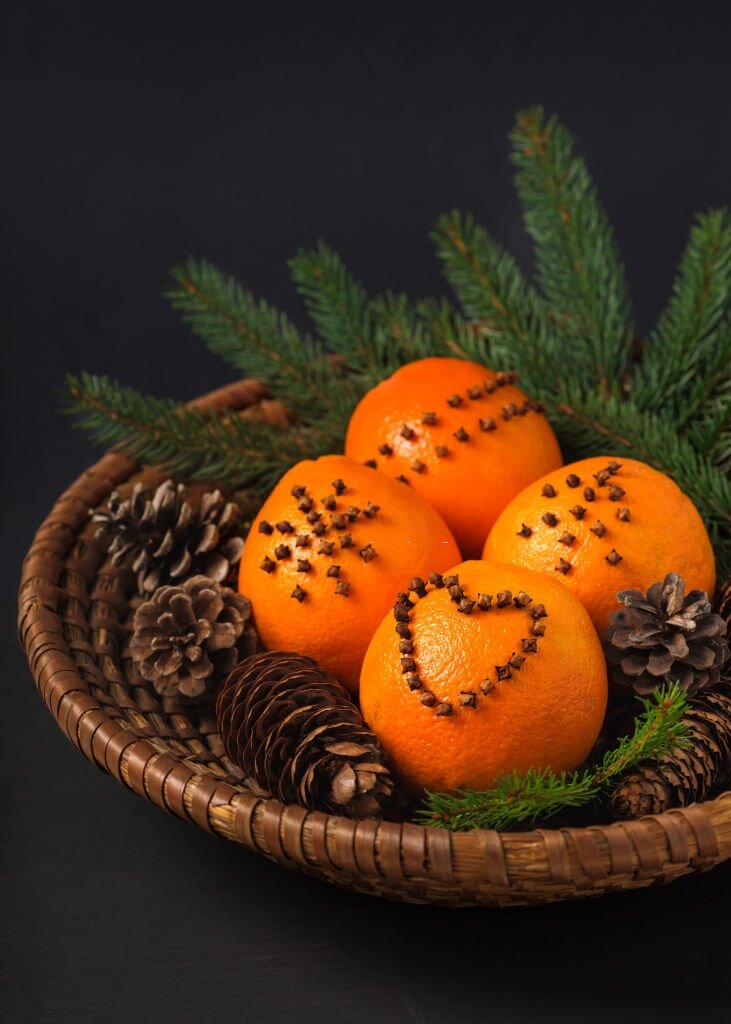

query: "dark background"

left=3, top=4, right=731, bottom=1022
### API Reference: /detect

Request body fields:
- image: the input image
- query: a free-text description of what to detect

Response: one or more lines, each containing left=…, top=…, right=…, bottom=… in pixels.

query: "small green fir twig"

left=289, top=240, right=436, bottom=381
left=166, top=257, right=361, bottom=432
left=510, top=106, right=635, bottom=391
left=63, top=372, right=333, bottom=493
left=414, top=684, right=690, bottom=832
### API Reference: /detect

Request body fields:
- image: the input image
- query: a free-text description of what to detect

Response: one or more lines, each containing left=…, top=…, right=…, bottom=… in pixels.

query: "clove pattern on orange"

left=359, top=559, right=607, bottom=794
left=344, top=357, right=563, bottom=558
left=239, top=454, right=461, bottom=692
left=483, top=456, right=716, bottom=635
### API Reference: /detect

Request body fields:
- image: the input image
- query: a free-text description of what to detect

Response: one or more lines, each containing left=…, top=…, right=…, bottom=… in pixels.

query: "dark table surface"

left=3, top=5, right=731, bottom=1022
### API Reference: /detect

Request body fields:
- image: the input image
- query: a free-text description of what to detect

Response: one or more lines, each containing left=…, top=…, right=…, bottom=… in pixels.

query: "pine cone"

left=130, top=575, right=257, bottom=700
left=93, top=479, right=245, bottom=594
left=216, top=651, right=396, bottom=819
left=610, top=686, right=731, bottom=818
left=604, top=572, right=728, bottom=695
left=717, top=574, right=731, bottom=628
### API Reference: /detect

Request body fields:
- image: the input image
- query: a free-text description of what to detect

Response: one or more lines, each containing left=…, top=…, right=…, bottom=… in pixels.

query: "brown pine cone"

left=130, top=575, right=257, bottom=700
left=93, top=479, right=245, bottom=594
left=610, top=686, right=731, bottom=818
left=718, top=575, right=731, bottom=627
left=604, top=572, right=728, bottom=695
left=216, top=651, right=396, bottom=819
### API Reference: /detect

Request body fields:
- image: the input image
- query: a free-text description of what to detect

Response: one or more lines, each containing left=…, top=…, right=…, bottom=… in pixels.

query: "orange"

left=344, top=357, right=563, bottom=558
left=239, top=454, right=461, bottom=692
left=484, top=456, right=716, bottom=636
left=359, top=560, right=607, bottom=794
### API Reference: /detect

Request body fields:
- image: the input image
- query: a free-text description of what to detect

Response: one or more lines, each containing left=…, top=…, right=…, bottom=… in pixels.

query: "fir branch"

left=633, top=210, right=731, bottom=420
left=368, top=290, right=437, bottom=367
left=431, top=204, right=731, bottom=574
left=63, top=372, right=335, bottom=494
left=694, top=376, right=731, bottom=472
left=289, top=241, right=436, bottom=379
left=167, top=258, right=360, bottom=427
left=416, top=296, right=491, bottom=361
left=416, top=685, right=690, bottom=832
left=550, top=384, right=731, bottom=578
left=431, top=211, right=599, bottom=393
left=680, top=317, right=731, bottom=444
left=432, top=211, right=538, bottom=333
left=288, top=241, right=375, bottom=374
left=427, top=216, right=731, bottom=572
left=510, top=107, right=634, bottom=391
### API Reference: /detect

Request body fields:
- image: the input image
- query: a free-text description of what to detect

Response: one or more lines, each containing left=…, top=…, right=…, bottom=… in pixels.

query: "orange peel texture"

left=345, top=357, right=563, bottom=557
left=359, top=560, right=607, bottom=795
left=239, top=454, right=461, bottom=692
left=484, top=456, right=716, bottom=636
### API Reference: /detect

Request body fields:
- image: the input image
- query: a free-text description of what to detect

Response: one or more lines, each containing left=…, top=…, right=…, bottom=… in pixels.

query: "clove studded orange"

left=344, top=357, right=563, bottom=558
left=239, top=454, right=461, bottom=692
left=483, top=456, right=716, bottom=635
left=359, top=560, right=607, bottom=794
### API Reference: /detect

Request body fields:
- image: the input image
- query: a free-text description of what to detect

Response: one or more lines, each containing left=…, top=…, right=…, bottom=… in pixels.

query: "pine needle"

left=167, top=257, right=360, bottom=430
left=633, top=210, right=731, bottom=422
left=510, top=106, right=635, bottom=391
left=62, top=372, right=334, bottom=494
left=62, top=106, right=730, bottom=580
left=289, top=240, right=437, bottom=380
left=415, top=685, right=691, bottom=832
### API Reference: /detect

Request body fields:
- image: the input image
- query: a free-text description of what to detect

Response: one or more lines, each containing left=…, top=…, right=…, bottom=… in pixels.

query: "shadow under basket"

left=17, top=378, right=731, bottom=907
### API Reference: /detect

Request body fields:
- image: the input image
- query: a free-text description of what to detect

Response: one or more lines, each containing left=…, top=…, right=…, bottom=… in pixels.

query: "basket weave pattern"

left=18, top=379, right=731, bottom=906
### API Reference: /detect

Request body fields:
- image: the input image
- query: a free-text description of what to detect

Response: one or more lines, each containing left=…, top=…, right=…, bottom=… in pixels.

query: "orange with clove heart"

left=359, top=560, right=607, bottom=794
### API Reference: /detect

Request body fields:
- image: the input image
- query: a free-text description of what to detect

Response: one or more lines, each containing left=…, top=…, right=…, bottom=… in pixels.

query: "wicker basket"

left=17, top=378, right=731, bottom=907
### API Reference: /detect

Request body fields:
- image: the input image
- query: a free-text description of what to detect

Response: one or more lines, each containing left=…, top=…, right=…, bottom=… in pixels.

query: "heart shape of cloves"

left=390, top=573, right=549, bottom=717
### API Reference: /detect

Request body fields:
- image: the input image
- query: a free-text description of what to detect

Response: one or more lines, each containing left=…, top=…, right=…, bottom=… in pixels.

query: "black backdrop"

left=3, top=4, right=731, bottom=1022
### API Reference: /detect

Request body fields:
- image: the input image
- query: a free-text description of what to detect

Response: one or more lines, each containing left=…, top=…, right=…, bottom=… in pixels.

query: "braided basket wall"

left=18, top=379, right=731, bottom=907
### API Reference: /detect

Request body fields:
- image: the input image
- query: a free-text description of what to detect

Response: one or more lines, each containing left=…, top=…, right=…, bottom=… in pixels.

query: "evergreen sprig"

left=415, top=685, right=690, bottom=832
left=552, top=383, right=731, bottom=574
left=63, top=372, right=331, bottom=492
left=167, top=257, right=360, bottom=431
left=289, top=240, right=435, bottom=380
left=431, top=210, right=583, bottom=391
left=432, top=114, right=731, bottom=577
left=288, top=241, right=374, bottom=372
left=510, top=106, right=635, bottom=391
left=633, top=210, right=731, bottom=424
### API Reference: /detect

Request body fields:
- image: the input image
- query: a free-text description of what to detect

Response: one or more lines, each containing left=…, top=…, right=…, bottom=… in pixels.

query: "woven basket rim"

left=17, top=377, right=731, bottom=907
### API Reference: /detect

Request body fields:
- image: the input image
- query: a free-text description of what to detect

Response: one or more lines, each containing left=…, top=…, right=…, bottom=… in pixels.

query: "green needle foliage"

left=289, top=240, right=433, bottom=380
left=430, top=210, right=568, bottom=388
left=166, top=257, right=360, bottom=433
left=62, top=106, right=731, bottom=569
left=633, top=211, right=731, bottom=420
left=415, top=685, right=690, bottom=832
left=509, top=107, right=635, bottom=389
left=432, top=109, right=731, bottom=576
left=63, top=372, right=332, bottom=491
